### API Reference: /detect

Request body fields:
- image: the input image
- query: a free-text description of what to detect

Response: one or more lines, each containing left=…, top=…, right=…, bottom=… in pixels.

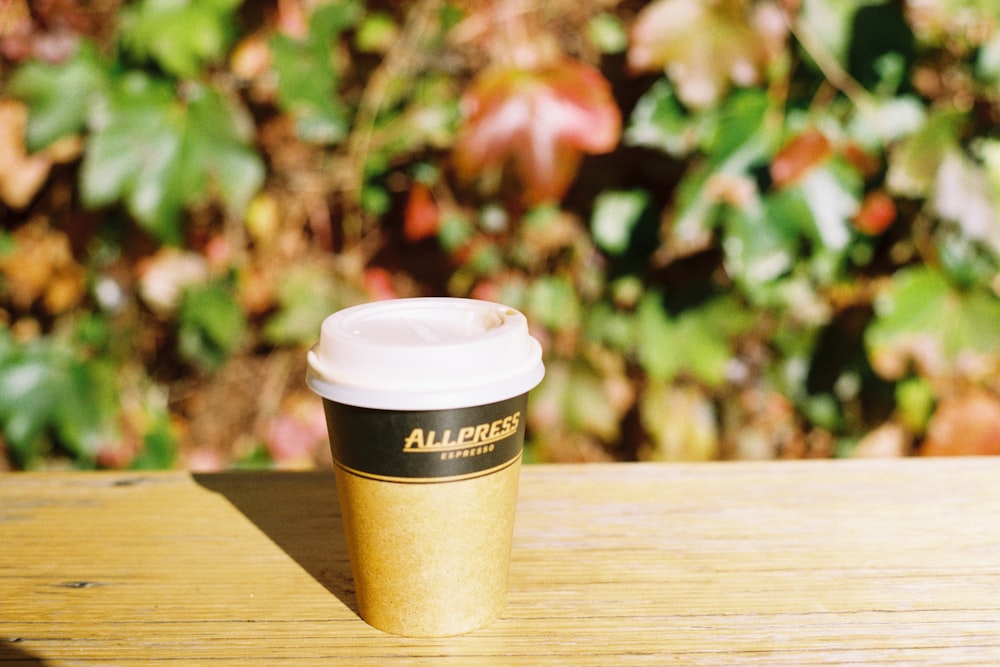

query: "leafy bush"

left=2, top=0, right=1000, bottom=469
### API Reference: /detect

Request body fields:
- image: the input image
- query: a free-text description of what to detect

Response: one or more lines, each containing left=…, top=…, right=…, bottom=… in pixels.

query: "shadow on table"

left=193, top=471, right=358, bottom=615
left=0, top=640, right=50, bottom=665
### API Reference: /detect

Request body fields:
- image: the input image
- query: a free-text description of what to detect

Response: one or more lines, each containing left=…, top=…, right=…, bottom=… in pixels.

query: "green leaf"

left=723, top=192, right=802, bottom=287
left=591, top=189, right=651, bottom=256
left=866, top=267, right=1000, bottom=380
left=977, top=31, right=1000, bottom=82
left=585, top=301, right=636, bottom=352
left=0, top=333, right=118, bottom=468
left=896, top=376, right=934, bottom=434
left=635, top=292, right=682, bottom=383
left=356, top=12, right=399, bottom=53
left=178, top=281, right=247, bottom=371
left=130, top=416, right=177, bottom=470
left=7, top=42, right=107, bottom=151
left=669, top=164, right=721, bottom=254
left=0, top=355, right=59, bottom=462
left=886, top=109, right=964, bottom=197
left=797, top=160, right=861, bottom=254
left=270, top=1, right=361, bottom=144
left=652, top=89, right=775, bottom=260
left=81, top=74, right=263, bottom=243
left=936, top=227, right=1000, bottom=289
left=119, top=0, right=242, bottom=78
left=725, top=158, right=861, bottom=292
left=704, top=89, right=772, bottom=169
left=624, top=79, right=695, bottom=157
left=635, top=292, right=752, bottom=386
left=263, top=264, right=358, bottom=346
left=525, top=276, right=582, bottom=333
left=437, top=212, right=475, bottom=253
left=676, top=296, right=755, bottom=387
left=81, top=73, right=186, bottom=242
left=846, top=95, right=925, bottom=147
left=182, top=85, right=266, bottom=215
left=51, top=357, right=118, bottom=459
left=587, top=12, right=628, bottom=54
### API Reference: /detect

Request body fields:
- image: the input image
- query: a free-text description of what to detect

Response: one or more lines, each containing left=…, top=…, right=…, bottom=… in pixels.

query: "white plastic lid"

left=306, top=298, right=545, bottom=410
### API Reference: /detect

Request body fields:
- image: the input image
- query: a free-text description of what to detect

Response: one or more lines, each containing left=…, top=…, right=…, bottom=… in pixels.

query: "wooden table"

left=2, top=458, right=999, bottom=665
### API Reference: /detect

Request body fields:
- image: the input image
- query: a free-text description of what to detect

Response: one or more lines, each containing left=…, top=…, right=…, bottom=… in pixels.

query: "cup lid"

left=306, top=298, right=544, bottom=410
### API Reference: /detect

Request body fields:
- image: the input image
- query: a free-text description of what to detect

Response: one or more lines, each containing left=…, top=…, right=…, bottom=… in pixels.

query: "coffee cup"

left=306, top=298, right=544, bottom=636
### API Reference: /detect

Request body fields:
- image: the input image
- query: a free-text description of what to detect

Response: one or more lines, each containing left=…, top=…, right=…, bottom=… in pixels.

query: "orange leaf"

left=0, top=100, right=52, bottom=208
left=921, top=389, right=1000, bottom=456
left=453, top=58, right=621, bottom=205
left=852, top=190, right=896, bottom=235
left=403, top=182, right=440, bottom=242
left=770, top=128, right=832, bottom=189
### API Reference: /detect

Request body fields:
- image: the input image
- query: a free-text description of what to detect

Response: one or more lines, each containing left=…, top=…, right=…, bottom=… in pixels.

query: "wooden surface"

left=2, top=458, right=1000, bottom=665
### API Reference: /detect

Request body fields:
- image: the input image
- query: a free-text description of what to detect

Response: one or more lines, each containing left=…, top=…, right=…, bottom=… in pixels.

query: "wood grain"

left=2, top=458, right=1000, bottom=665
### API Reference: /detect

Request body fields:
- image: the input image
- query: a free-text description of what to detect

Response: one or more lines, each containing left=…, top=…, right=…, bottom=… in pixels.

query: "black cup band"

left=322, top=394, right=527, bottom=483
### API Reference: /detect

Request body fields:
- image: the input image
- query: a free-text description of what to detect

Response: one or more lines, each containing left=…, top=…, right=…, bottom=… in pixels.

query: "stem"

left=340, top=0, right=441, bottom=247
left=788, top=10, right=882, bottom=129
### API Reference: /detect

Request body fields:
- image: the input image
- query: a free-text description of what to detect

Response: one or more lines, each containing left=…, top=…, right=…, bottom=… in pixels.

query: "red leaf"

left=363, top=267, right=397, bottom=301
left=403, top=182, right=439, bottom=242
left=453, top=58, right=621, bottom=204
left=770, top=128, right=832, bottom=189
left=853, top=190, right=896, bottom=235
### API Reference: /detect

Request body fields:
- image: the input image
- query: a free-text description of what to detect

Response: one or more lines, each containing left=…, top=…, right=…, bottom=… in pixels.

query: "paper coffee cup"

left=306, top=298, right=544, bottom=637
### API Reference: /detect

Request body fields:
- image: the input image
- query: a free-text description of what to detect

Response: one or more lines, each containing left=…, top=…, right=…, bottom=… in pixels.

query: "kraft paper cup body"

left=306, top=298, right=544, bottom=637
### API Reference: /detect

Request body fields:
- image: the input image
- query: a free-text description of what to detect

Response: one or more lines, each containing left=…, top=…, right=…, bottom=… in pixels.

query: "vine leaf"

left=635, top=292, right=752, bottom=387
left=0, top=101, right=53, bottom=208
left=866, top=267, right=1000, bottom=382
left=81, top=74, right=264, bottom=244
left=0, top=331, right=118, bottom=468
left=453, top=58, right=621, bottom=204
left=627, top=0, right=774, bottom=109
left=7, top=41, right=106, bottom=151
left=269, top=1, right=361, bottom=144
left=119, top=0, right=242, bottom=78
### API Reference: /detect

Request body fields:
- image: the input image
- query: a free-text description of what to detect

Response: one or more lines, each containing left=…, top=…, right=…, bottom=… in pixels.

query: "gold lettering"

left=403, top=428, right=425, bottom=450
left=404, top=411, right=522, bottom=454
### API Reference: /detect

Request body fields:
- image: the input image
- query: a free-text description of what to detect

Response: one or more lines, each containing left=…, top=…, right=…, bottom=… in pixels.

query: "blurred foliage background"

left=1, top=0, right=999, bottom=471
